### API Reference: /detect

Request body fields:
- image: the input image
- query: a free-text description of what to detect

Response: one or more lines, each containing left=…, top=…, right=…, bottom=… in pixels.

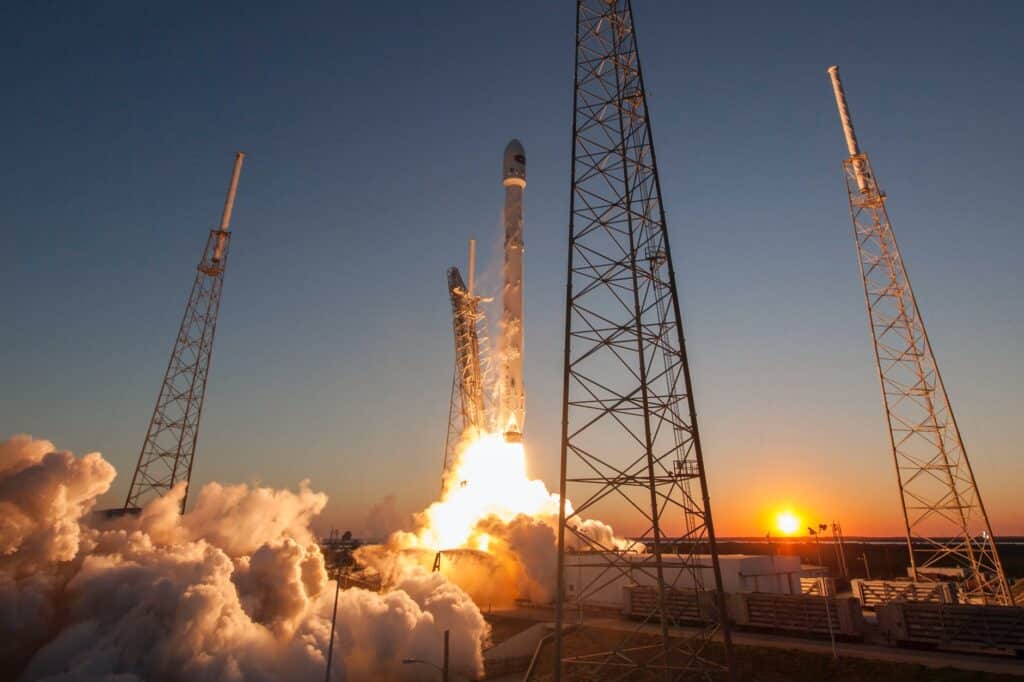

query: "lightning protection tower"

left=554, top=2, right=736, bottom=678
left=441, top=240, right=490, bottom=486
left=125, top=152, right=245, bottom=514
left=828, top=66, right=1012, bottom=606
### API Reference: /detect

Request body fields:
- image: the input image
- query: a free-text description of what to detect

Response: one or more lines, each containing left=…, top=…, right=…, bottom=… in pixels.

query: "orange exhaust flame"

left=396, top=431, right=567, bottom=552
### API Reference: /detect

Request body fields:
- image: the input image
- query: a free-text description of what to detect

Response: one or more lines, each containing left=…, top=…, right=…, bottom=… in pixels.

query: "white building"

left=563, top=552, right=807, bottom=609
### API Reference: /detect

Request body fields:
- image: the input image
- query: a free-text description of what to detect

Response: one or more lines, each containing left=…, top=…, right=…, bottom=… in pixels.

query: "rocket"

left=501, top=140, right=526, bottom=443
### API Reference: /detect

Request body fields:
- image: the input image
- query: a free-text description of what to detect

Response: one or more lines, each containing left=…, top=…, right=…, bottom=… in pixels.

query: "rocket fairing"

left=501, top=140, right=526, bottom=442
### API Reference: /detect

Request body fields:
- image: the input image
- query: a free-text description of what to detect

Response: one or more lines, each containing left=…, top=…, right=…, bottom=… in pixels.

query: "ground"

left=483, top=613, right=1024, bottom=681
left=729, top=645, right=1021, bottom=681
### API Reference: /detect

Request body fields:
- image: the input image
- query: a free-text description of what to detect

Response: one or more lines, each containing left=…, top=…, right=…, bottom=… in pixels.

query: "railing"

left=878, top=602, right=1024, bottom=652
left=851, top=579, right=956, bottom=608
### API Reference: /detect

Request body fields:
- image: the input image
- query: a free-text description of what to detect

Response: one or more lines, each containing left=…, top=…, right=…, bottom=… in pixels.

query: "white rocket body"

left=501, top=140, right=526, bottom=441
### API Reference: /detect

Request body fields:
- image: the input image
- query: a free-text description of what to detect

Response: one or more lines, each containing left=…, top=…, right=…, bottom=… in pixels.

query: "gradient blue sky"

left=2, top=1, right=1021, bottom=537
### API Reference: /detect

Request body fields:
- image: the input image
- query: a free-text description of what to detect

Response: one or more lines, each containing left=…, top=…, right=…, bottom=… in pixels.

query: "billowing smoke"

left=0, top=435, right=115, bottom=571
left=0, top=435, right=489, bottom=681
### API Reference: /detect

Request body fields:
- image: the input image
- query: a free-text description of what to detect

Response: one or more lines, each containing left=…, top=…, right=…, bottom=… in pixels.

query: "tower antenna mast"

left=554, top=2, right=736, bottom=677
left=828, top=65, right=1012, bottom=605
left=125, top=152, right=245, bottom=513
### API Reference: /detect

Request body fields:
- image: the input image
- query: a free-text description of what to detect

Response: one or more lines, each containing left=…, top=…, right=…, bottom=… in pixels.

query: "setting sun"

left=776, top=511, right=800, bottom=535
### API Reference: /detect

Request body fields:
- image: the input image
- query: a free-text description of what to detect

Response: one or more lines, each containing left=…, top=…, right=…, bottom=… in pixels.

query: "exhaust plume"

left=368, top=430, right=629, bottom=609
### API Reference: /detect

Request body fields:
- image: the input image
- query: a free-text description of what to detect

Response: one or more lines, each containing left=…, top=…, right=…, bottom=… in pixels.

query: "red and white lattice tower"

left=828, top=66, right=1012, bottom=606
left=125, top=152, right=245, bottom=513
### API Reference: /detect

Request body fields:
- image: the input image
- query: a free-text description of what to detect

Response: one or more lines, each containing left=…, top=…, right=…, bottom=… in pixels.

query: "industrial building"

left=562, top=552, right=808, bottom=610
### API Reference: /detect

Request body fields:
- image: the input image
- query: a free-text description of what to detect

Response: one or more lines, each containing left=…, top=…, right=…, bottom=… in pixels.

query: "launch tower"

left=441, top=241, right=491, bottom=484
left=124, top=153, right=245, bottom=513
left=828, top=66, right=1012, bottom=606
left=554, top=2, right=736, bottom=677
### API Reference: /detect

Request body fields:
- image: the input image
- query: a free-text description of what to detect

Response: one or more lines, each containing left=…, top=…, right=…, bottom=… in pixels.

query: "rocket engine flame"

left=399, top=431, right=566, bottom=552
left=376, top=428, right=628, bottom=608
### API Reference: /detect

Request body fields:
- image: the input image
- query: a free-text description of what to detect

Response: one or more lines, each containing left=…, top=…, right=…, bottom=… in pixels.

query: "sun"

left=776, top=511, right=800, bottom=536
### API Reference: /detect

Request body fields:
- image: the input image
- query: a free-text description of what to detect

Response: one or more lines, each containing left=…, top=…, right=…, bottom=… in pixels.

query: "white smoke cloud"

left=0, top=435, right=489, bottom=681
left=0, top=434, right=117, bottom=670
left=475, top=513, right=558, bottom=603
left=332, top=568, right=488, bottom=679
left=120, top=479, right=325, bottom=557
left=464, top=512, right=626, bottom=605
left=0, top=435, right=115, bottom=570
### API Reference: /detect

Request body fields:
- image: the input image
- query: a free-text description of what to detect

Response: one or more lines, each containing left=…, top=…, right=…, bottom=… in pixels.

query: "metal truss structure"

left=125, top=153, right=245, bottom=513
left=554, top=2, right=736, bottom=678
left=441, top=263, right=490, bottom=484
left=828, top=67, right=1012, bottom=606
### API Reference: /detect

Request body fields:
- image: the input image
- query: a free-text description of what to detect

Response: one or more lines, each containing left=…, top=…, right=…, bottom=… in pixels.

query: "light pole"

left=832, top=522, right=849, bottom=578
left=808, top=524, right=837, bottom=658
left=402, top=629, right=450, bottom=681
left=324, top=570, right=343, bottom=682
left=859, top=552, right=872, bottom=579
left=807, top=525, right=824, bottom=569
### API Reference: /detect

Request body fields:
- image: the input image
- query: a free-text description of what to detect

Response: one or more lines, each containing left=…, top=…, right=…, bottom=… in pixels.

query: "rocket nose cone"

left=503, top=139, right=526, bottom=184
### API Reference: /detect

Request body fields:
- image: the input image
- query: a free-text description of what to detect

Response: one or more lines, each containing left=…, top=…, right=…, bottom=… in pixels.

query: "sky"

left=2, top=1, right=1022, bottom=538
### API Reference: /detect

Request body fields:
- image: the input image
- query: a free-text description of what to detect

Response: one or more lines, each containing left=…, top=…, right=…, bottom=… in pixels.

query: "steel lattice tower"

left=441, top=265, right=489, bottom=479
left=125, top=153, right=245, bottom=513
left=554, top=2, right=736, bottom=678
left=440, top=241, right=492, bottom=488
left=828, top=66, right=1012, bottom=606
